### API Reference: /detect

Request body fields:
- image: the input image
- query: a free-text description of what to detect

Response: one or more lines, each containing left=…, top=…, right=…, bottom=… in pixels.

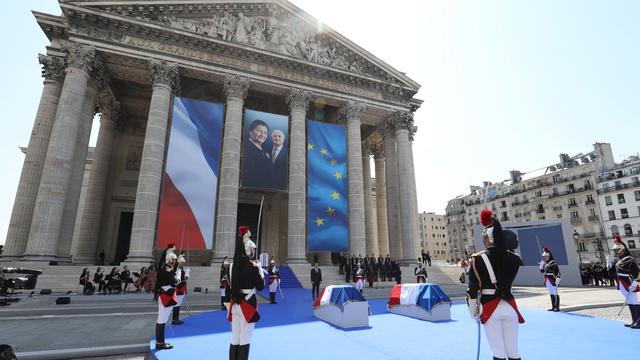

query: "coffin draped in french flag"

left=313, top=285, right=369, bottom=328
left=387, top=283, right=452, bottom=321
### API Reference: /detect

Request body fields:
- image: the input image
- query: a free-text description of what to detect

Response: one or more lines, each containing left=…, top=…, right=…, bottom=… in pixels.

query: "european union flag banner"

left=156, top=97, right=223, bottom=250
left=307, top=120, right=349, bottom=252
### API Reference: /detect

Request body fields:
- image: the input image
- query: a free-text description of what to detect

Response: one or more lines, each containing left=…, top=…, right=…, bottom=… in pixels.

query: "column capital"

left=409, top=125, right=418, bottom=142
left=38, top=54, right=65, bottom=83
left=380, top=117, right=396, bottom=138
left=149, top=59, right=179, bottom=90
left=361, top=141, right=371, bottom=157
left=370, top=141, right=385, bottom=159
left=61, top=41, right=99, bottom=74
left=286, top=88, right=310, bottom=111
left=338, top=101, right=366, bottom=123
left=97, top=91, right=120, bottom=125
left=223, top=74, right=250, bottom=101
left=390, top=111, right=414, bottom=132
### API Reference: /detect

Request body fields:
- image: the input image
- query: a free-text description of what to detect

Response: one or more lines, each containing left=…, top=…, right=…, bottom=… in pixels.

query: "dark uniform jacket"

left=615, top=255, right=640, bottom=291
left=229, top=258, right=265, bottom=323
left=540, top=259, right=560, bottom=285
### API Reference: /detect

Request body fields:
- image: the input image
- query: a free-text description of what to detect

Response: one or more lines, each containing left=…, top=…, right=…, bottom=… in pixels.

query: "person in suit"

left=344, top=256, right=351, bottom=283
left=269, top=129, right=287, bottom=190
left=242, top=119, right=273, bottom=189
left=311, top=262, right=322, bottom=300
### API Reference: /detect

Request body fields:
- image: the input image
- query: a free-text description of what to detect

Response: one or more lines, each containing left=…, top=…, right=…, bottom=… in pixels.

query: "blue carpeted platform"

left=150, top=288, right=636, bottom=360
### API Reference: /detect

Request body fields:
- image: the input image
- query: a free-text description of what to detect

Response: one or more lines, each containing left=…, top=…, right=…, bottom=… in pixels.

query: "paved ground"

left=0, top=283, right=631, bottom=359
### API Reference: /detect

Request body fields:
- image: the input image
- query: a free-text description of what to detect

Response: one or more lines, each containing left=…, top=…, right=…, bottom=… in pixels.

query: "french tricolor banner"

left=156, top=97, right=224, bottom=250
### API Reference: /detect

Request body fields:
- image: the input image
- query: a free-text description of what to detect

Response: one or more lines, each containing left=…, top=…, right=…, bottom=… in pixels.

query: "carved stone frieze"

left=62, top=41, right=99, bottom=74
left=223, top=74, right=250, bottom=101
left=148, top=59, right=179, bottom=90
left=286, top=88, right=310, bottom=111
left=71, top=24, right=125, bottom=43
left=38, top=54, right=66, bottom=83
left=338, top=101, right=366, bottom=122
left=152, top=11, right=381, bottom=78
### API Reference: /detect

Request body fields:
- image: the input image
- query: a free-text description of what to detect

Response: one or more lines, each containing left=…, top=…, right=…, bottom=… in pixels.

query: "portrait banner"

left=156, top=97, right=223, bottom=250
left=241, top=109, right=289, bottom=191
left=307, top=120, right=349, bottom=252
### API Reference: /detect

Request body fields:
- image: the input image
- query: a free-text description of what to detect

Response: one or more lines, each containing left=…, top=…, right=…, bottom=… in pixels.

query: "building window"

left=608, top=210, right=616, bottom=220
left=570, top=211, right=579, bottom=220
left=536, top=190, right=542, bottom=198
left=605, top=196, right=612, bottom=206
left=557, top=214, right=562, bottom=219
left=611, top=225, right=619, bottom=235
left=578, top=242, right=586, bottom=252
left=552, top=188, right=559, bottom=196
left=586, top=194, right=594, bottom=204
left=618, top=194, right=626, bottom=204
left=584, top=180, right=592, bottom=189
left=629, top=240, right=637, bottom=249
left=624, top=224, right=633, bottom=236
left=589, top=208, right=596, bottom=217
left=553, top=174, right=560, bottom=183
left=568, top=198, right=578, bottom=207
left=537, top=204, right=544, bottom=213
left=567, top=184, right=575, bottom=193
left=501, top=200, right=506, bottom=208
left=635, top=190, right=640, bottom=201
left=603, top=183, right=610, bottom=191
left=621, top=208, right=629, bottom=218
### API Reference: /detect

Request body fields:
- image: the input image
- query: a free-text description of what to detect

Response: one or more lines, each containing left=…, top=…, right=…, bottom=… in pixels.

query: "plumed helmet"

left=612, top=234, right=628, bottom=252
left=480, top=209, right=494, bottom=228
left=238, top=225, right=250, bottom=237
left=165, top=252, right=177, bottom=264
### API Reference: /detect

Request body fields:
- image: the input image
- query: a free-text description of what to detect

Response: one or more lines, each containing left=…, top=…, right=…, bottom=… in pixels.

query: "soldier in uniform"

left=415, top=261, right=428, bottom=283
left=172, top=254, right=190, bottom=325
left=267, top=260, right=280, bottom=304
left=539, top=247, right=561, bottom=311
left=354, top=262, right=365, bottom=294
left=220, top=257, right=231, bottom=310
left=467, top=209, right=524, bottom=360
left=228, top=226, right=265, bottom=360
left=155, top=252, right=179, bottom=350
left=612, top=235, right=640, bottom=328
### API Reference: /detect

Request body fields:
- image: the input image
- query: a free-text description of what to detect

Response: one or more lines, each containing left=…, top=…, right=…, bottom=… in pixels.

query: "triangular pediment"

left=60, top=0, right=420, bottom=93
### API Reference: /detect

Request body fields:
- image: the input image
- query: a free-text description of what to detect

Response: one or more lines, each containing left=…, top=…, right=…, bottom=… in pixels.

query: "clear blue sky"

left=1, top=1, right=639, bottom=245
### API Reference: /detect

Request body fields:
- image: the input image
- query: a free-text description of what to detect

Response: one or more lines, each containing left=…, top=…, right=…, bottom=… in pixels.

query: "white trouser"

left=176, top=294, right=185, bottom=307
left=269, top=279, right=279, bottom=292
left=619, top=283, right=639, bottom=305
left=483, top=300, right=520, bottom=359
left=545, top=279, right=558, bottom=296
left=230, top=302, right=255, bottom=345
left=157, top=298, right=174, bottom=324
left=355, top=279, right=364, bottom=290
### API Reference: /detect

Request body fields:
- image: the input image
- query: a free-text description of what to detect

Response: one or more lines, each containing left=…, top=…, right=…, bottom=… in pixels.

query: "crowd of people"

left=78, top=263, right=158, bottom=295
left=336, top=253, right=403, bottom=287
left=580, top=261, right=617, bottom=287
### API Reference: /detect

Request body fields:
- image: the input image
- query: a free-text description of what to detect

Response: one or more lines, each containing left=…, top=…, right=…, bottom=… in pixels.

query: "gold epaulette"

left=470, top=250, right=486, bottom=258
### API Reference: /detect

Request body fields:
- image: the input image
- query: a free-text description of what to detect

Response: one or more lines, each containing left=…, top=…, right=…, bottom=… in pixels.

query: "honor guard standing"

left=539, top=247, right=561, bottom=311
left=172, top=254, right=190, bottom=325
left=354, top=263, right=365, bottom=294
left=415, top=261, right=428, bottom=283
left=467, top=209, right=524, bottom=360
left=267, top=260, right=280, bottom=304
left=220, top=257, right=231, bottom=310
left=228, top=226, right=265, bottom=360
left=155, top=252, right=179, bottom=350
left=612, top=235, right=640, bottom=328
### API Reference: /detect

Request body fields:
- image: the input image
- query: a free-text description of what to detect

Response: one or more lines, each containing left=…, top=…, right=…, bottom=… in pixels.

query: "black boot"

left=553, top=295, right=560, bottom=312
left=492, top=357, right=506, bottom=360
left=624, top=305, right=634, bottom=327
left=155, top=323, right=173, bottom=350
left=229, top=344, right=239, bottom=360
left=630, top=305, right=640, bottom=329
left=172, top=306, right=184, bottom=325
left=548, top=295, right=555, bottom=311
left=221, top=297, right=226, bottom=310
left=270, top=292, right=276, bottom=304
left=237, top=344, right=250, bottom=360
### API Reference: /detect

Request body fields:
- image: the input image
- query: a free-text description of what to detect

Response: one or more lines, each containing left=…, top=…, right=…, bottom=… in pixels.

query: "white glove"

left=556, top=277, right=561, bottom=286
left=467, top=296, right=480, bottom=322
left=631, top=281, right=639, bottom=292
left=184, top=267, right=191, bottom=280
left=539, top=261, right=545, bottom=271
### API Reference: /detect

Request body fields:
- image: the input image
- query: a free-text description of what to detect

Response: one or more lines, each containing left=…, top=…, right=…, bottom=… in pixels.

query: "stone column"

left=74, top=93, right=119, bottom=264
left=213, top=75, right=250, bottom=262
left=362, top=143, right=378, bottom=257
left=383, top=120, right=403, bottom=261
left=340, top=102, right=367, bottom=257
left=285, top=88, right=309, bottom=264
left=371, top=142, right=390, bottom=257
left=394, top=112, right=420, bottom=264
left=2, top=55, right=65, bottom=261
left=57, top=74, right=101, bottom=262
left=22, top=43, right=99, bottom=261
left=126, top=60, right=179, bottom=263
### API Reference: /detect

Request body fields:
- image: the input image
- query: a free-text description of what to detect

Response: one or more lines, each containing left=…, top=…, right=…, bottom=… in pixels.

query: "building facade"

left=418, top=212, right=449, bottom=261
left=2, top=0, right=423, bottom=265
left=596, top=156, right=640, bottom=258
left=446, top=143, right=619, bottom=263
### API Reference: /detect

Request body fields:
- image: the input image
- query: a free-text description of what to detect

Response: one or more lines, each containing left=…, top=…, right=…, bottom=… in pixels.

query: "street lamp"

left=592, top=240, right=604, bottom=264
left=573, top=230, right=582, bottom=264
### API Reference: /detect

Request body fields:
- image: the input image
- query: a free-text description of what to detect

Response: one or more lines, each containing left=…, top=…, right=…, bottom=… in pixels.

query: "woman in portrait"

left=242, top=119, right=273, bottom=188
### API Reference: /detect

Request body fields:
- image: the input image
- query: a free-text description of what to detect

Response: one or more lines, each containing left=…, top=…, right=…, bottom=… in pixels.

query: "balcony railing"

left=597, top=181, right=640, bottom=194
left=588, top=215, right=599, bottom=221
left=585, top=199, right=596, bottom=205
left=568, top=202, right=578, bottom=208
left=552, top=206, right=563, bottom=211
left=570, top=217, right=581, bottom=224
left=582, top=231, right=605, bottom=238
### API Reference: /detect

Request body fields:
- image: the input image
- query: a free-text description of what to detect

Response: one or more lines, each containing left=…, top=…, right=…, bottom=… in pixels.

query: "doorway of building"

left=114, top=211, right=133, bottom=264
left=237, top=203, right=263, bottom=252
